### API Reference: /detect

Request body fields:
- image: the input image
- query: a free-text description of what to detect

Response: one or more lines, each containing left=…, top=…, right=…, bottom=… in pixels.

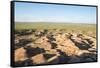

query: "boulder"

left=71, top=35, right=91, bottom=50
left=31, top=54, right=46, bottom=64
left=35, top=36, right=52, bottom=50
left=14, top=47, right=27, bottom=62
left=56, top=45, right=79, bottom=56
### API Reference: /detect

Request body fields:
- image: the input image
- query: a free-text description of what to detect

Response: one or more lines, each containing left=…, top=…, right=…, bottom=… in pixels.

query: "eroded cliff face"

left=14, top=29, right=97, bottom=66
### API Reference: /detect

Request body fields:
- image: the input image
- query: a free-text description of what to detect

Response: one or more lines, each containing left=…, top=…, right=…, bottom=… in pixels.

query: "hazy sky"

left=15, top=2, right=96, bottom=24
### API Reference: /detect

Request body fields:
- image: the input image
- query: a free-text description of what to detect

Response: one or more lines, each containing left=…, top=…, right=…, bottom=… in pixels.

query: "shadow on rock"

left=24, top=46, right=45, bottom=58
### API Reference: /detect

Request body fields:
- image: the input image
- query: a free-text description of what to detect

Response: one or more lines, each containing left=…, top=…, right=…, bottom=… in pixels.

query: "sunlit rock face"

left=14, top=47, right=27, bottom=62
left=31, top=54, right=46, bottom=64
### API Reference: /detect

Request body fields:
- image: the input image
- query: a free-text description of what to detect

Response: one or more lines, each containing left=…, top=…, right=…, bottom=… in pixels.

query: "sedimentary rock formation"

left=14, top=29, right=97, bottom=66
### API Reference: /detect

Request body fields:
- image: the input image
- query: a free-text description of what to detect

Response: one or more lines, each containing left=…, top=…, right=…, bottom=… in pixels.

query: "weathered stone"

left=14, top=29, right=97, bottom=65
left=35, top=36, right=52, bottom=50
left=14, top=47, right=27, bottom=62
left=31, top=54, right=46, bottom=64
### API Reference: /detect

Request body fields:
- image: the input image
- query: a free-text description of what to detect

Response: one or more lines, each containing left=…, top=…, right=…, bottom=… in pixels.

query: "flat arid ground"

left=14, top=23, right=97, bottom=66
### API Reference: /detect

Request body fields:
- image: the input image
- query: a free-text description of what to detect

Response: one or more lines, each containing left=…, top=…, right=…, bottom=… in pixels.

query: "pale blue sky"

left=15, top=2, right=96, bottom=24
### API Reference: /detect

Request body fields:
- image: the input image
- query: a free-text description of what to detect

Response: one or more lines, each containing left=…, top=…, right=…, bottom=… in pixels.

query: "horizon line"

left=15, top=21, right=96, bottom=24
